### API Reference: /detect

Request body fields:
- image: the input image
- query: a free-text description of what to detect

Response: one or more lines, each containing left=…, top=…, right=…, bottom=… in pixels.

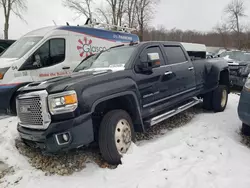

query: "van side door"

left=19, top=37, right=70, bottom=81
left=163, top=45, right=196, bottom=96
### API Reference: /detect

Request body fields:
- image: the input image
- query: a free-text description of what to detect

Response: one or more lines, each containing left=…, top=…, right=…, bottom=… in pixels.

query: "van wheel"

left=98, top=110, right=135, bottom=165
left=242, top=123, right=250, bottom=136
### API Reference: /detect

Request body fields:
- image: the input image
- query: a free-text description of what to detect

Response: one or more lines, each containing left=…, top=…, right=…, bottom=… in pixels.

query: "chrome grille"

left=17, top=90, right=51, bottom=130
left=17, top=97, right=43, bottom=126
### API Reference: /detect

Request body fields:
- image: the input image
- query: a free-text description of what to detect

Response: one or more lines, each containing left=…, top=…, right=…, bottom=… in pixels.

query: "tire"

left=212, top=85, right=228, bottom=112
left=98, top=110, right=135, bottom=165
left=242, top=123, right=250, bottom=136
left=202, top=92, right=213, bottom=110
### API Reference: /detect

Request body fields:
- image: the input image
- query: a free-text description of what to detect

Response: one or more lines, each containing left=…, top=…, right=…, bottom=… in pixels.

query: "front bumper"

left=238, top=88, right=250, bottom=125
left=229, top=75, right=247, bottom=87
left=17, top=113, right=94, bottom=153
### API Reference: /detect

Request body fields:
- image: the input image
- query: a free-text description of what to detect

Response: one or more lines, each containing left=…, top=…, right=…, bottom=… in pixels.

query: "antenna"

left=52, top=20, right=57, bottom=26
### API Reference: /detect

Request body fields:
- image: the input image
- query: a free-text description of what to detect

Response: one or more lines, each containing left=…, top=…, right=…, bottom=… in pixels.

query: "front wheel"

left=98, top=110, right=135, bottom=165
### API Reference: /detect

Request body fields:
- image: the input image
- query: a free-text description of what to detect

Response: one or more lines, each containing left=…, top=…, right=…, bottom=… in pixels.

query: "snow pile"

left=1, top=94, right=250, bottom=188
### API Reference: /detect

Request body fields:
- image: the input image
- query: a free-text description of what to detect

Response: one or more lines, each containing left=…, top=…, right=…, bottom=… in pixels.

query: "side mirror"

left=138, top=53, right=161, bottom=73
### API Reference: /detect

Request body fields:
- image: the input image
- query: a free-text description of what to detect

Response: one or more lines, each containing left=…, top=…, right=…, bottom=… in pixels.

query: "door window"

left=21, top=38, right=65, bottom=70
left=140, top=46, right=164, bottom=66
left=164, top=46, right=187, bottom=64
left=135, top=46, right=164, bottom=72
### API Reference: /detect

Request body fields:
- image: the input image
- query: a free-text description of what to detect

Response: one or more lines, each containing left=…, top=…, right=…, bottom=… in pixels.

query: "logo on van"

left=77, top=37, right=107, bottom=57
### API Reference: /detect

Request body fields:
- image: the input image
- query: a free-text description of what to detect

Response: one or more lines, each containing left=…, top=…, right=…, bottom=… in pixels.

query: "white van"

left=0, top=24, right=139, bottom=113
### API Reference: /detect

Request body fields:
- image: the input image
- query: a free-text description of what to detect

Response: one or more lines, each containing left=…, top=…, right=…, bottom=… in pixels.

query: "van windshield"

left=1, top=36, right=43, bottom=59
left=74, top=46, right=135, bottom=72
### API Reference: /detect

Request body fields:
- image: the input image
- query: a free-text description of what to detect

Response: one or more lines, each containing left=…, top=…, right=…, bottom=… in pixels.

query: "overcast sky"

left=0, top=0, right=250, bottom=39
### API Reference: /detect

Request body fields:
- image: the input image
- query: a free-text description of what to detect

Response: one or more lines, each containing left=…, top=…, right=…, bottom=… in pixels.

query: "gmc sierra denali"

left=16, top=41, right=230, bottom=165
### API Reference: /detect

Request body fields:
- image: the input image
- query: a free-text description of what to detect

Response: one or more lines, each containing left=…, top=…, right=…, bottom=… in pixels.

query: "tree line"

left=62, top=0, right=159, bottom=41
left=1, top=0, right=249, bottom=50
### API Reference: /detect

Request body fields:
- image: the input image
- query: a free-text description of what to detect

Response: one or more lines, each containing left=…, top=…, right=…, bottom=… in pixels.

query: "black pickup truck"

left=16, top=41, right=230, bottom=165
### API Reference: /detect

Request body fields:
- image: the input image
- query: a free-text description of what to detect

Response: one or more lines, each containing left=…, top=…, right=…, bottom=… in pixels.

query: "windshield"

left=74, top=46, right=135, bottom=72
left=220, top=51, right=232, bottom=57
left=1, top=36, right=43, bottom=59
left=226, top=51, right=250, bottom=61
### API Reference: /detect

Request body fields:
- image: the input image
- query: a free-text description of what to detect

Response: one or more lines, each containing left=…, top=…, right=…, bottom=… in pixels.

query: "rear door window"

left=164, top=46, right=187, bottom=64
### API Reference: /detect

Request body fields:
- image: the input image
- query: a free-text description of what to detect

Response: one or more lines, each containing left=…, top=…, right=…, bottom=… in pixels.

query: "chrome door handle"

left=188, top=67, right=194, bottom=71
left=164, top=71, right=173, bottom=75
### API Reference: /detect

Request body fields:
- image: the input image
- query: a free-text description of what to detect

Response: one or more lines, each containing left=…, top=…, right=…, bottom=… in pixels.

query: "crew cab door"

left=19, top=37, right=71, bottom=81
left=134, top=45, right=173, bottom=111
left=163, top=45, right=196, bottom=95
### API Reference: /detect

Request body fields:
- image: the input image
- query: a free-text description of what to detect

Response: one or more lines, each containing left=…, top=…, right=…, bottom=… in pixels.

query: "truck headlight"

left=48, top=91, right=78, bottom=115
left=0, top=67, right=10, bottom=79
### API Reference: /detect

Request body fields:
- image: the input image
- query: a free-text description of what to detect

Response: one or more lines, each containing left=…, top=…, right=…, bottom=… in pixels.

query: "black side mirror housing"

left=138, top=53, right=161, bottom=73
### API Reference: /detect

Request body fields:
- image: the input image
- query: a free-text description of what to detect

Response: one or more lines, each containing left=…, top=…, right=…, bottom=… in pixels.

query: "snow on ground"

left=1, top=94, right=250, bottom=188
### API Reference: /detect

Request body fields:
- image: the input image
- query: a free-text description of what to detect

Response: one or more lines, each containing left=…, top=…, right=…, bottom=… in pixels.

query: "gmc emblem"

left=19, top=105, right=30, bottom=113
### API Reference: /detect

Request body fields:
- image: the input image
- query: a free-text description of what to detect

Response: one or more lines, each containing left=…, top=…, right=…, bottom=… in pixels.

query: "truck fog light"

left=55, top=132, right=71, bottom=145
left=63, top=133, right=69, bottom=142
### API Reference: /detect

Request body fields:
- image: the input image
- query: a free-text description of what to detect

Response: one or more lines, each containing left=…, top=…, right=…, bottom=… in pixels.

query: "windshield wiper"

left=110, top=44, right=125, bottom=49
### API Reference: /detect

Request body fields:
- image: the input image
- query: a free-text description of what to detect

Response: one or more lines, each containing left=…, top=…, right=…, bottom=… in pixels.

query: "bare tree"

left=225, top=0, right=246, bottom=48
left=96, top=8, right=112, bottom=24
left=126, top=0, right=137, bottom=28
left=214, top=22, right=231, bottom=48
left=104, top=0, right=126, bottom=26
left=136, top=0, right=159, bottom=40
left=117, top=0, right=126, bottom=26
left=0, top=0, right=27, bottom=39
left=63, top=0, right=93, bottom=20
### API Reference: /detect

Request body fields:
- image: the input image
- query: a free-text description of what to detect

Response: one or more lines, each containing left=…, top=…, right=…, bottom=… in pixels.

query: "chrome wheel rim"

left=115, top=119, right=132, bottom=155
left=221, top=89, right=227, bottom=107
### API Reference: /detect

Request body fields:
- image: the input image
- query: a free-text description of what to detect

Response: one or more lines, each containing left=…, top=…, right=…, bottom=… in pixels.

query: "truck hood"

left=0, top=58, right=19, bottom=68
left=18, top=68, right=124, bottom=93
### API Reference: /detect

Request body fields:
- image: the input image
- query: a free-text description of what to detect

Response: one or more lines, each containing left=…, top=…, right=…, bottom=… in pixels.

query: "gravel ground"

left=14, top=106, right=203, bottom=176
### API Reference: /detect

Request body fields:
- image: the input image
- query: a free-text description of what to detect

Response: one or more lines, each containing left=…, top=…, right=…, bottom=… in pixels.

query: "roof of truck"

left=23, top=25, right=139, bottom=43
